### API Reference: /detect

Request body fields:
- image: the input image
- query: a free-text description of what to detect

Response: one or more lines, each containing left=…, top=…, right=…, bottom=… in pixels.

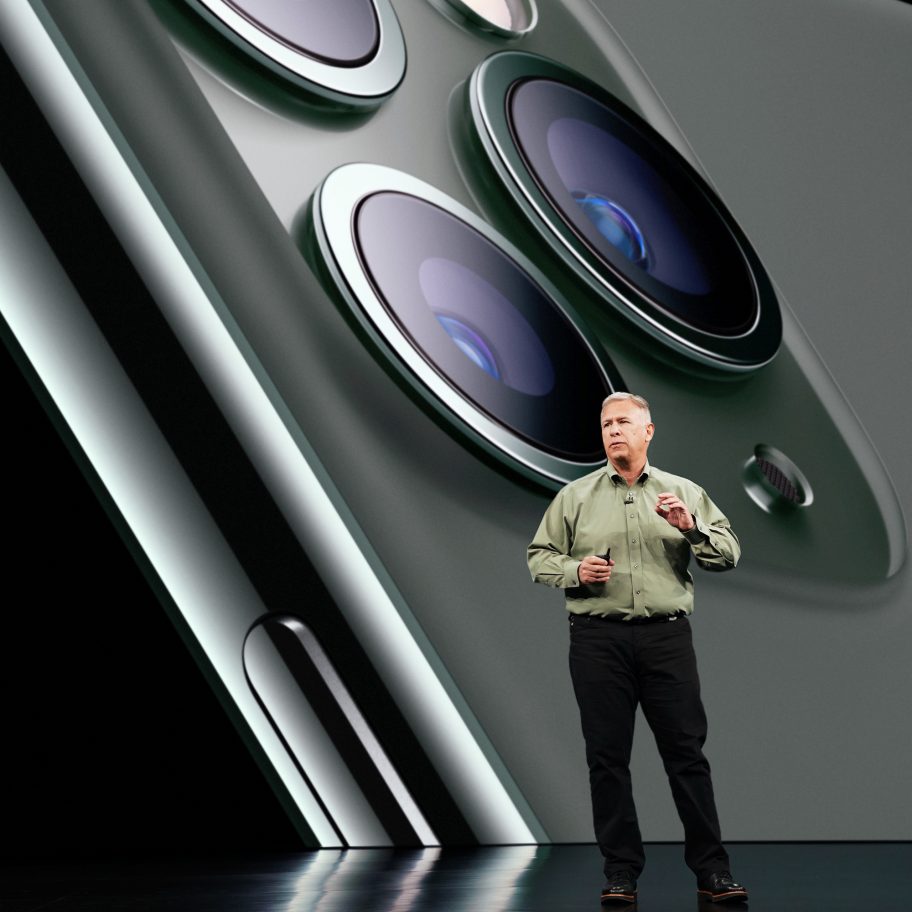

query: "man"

left=527, top=392, right=748, bottom=905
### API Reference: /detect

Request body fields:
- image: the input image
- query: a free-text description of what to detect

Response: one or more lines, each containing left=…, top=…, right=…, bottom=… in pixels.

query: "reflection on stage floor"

left=4, top=842, right=911, bottom=911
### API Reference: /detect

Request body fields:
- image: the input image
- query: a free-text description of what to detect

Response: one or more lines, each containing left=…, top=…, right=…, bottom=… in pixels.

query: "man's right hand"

left=578, top=555, right=615, bottom=584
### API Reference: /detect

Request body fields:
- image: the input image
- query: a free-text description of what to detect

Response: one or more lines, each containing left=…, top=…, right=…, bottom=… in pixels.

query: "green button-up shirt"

left=527, top=461, right=740, bottom=618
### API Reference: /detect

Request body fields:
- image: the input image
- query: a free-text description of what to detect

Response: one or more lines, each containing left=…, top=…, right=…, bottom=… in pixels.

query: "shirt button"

left=635, top=589, right=641, bottom=595
left=633, top=563, right=639, bottom=569
left=628, top=512, right=635, bottom=518
left=632, top=539, right=637, bottom=544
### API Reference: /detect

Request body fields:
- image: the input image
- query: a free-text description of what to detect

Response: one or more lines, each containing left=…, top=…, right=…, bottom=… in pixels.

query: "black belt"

left=570, top=610, right=687, bottom=626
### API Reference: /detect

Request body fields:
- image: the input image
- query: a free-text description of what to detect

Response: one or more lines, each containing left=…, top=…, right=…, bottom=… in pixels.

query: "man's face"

left=601, top=400, right=654, bottom=469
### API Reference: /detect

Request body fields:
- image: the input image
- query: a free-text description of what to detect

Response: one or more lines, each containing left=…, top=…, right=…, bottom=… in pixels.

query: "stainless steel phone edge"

left=0, top=0, right=546, bottom=845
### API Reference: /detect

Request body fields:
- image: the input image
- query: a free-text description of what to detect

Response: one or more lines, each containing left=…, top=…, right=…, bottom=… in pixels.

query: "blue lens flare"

left=436, top=314, right=501, bottom=380
left=572, top=191, right=649, bottom=269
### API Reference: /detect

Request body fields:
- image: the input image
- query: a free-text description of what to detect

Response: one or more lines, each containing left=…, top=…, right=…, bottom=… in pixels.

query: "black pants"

left=568, top=613, right=729, bottom=880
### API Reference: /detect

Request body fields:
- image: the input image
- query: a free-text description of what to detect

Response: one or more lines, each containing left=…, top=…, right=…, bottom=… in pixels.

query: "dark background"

left=1, top=43, right=298, bottom=860
left=2, top=342, right=299, bottom=859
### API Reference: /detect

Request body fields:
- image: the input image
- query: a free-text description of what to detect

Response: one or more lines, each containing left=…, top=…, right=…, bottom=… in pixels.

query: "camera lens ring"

left=184, top=0, right=406, bottom=107
left=466, top=51, right=782, bottom=371
left=308, top=163, right=625, bottom=486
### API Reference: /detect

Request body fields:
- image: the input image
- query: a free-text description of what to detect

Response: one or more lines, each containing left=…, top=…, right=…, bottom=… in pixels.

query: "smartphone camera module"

left=183, top=0, right=406, bottom=106
left=429, top=0, right=538, bottom=39
left=307, top=164, right=624, bottom=486
left=466, top=52, right=782, bottom=371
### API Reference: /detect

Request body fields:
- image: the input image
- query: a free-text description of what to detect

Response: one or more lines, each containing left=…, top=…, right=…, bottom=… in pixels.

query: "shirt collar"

left=606, top=459, right=652, bottom=486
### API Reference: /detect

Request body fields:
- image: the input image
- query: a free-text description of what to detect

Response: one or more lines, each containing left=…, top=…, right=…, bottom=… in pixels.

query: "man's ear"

left=645, top=423, right=655, bottom=443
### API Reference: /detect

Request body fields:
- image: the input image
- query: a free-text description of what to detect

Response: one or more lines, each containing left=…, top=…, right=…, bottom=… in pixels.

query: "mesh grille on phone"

left=755, top=457, right=801, bottom=504
left=743, top=445, right=812, bottom=512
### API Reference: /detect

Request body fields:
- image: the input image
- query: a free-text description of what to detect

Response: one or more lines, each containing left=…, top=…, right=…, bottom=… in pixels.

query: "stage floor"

left=5, top=843, right=910, bottom=911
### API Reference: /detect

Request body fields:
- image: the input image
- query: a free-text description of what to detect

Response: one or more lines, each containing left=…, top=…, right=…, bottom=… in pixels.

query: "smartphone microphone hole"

left=743, top=444, right=813, bottom=512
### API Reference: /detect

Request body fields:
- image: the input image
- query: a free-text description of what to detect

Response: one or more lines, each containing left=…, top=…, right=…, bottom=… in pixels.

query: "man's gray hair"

left=601, top=391, right=652, bottom=424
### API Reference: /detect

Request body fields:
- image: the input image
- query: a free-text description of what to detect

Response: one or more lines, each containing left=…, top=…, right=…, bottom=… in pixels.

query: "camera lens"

left=435, top=316, right=501, bottom=381
left=415, top=256, right=555, bottom=397
left=224, top=0, right=378, bottom=66
left=309, top=165, right=623, bottom=482
left=356, top=192, right=605, bottom=459
left=572, top=193, right=648, bottom=269
left=184, top=0, right=406, bottom=106
left=510, top=79, right=748, bottom=328
left=467, top=53, right=782, bottom=370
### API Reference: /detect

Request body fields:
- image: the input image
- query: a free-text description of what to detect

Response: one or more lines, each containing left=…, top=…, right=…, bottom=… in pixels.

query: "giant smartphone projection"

left=2, top=0, right=909, bottom=845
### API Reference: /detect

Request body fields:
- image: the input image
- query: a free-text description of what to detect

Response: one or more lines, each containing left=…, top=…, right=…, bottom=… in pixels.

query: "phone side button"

left=243, top=615, right=438, bottom=847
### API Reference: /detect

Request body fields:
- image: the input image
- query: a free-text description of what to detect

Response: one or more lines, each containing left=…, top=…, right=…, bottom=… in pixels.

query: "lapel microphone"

left=624, top=490, right=635, bottom=505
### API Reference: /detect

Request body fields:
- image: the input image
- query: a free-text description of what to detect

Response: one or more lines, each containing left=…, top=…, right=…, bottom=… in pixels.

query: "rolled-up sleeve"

left=682, top=488, right=740, bottom=571
left=527, top=490, right=582, bottom=588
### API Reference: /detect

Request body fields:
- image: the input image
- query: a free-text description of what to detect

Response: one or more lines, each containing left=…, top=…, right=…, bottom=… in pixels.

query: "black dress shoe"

left=601, top=870, right=637, bottom=905
left=697, top=871, right=748, bottom=903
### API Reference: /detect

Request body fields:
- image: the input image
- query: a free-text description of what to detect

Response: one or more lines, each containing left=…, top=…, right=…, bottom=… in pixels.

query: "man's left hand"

left=655, top=493, right=695, bottom=531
